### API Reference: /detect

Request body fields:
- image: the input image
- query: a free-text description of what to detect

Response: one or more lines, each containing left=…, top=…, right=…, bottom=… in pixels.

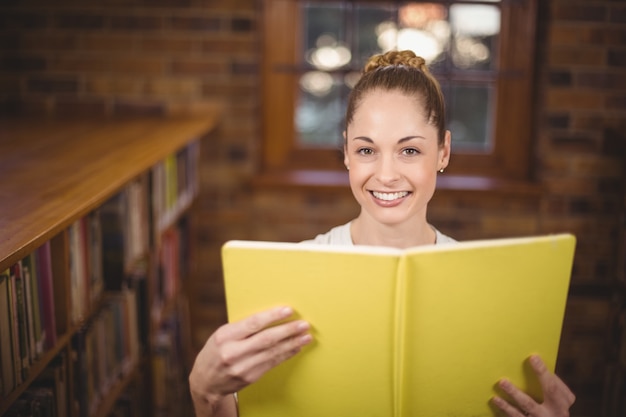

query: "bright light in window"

left=376, top=22, right=444, bottom=64
left=397, top=29, right=441, bottom=62
left=310, top=45, right=351, bottom=70
left=306, top=33, right=351, bottom=71
left=399, top=3, right=446, bottom=28
left=450, top=5, right=500, bottom=36
left=300, top=71, right=334, bottom=96
left=453, top=36, right=490, bottom=68
left=376, top=22, right=399, bottom=52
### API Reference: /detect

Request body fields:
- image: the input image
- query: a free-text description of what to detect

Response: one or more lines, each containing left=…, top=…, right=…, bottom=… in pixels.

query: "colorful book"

left=222, top=234, right=576, bottom=417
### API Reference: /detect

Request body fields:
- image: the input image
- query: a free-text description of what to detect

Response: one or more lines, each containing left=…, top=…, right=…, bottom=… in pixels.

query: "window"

left=261, top=0, right=537, bottom=183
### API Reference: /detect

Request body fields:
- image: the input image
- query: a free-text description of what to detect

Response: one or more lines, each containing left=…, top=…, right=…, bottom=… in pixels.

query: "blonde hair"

left=345, top=50, right=447, bottom=145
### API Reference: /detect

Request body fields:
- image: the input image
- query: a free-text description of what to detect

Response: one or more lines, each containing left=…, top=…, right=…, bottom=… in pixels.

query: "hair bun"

left=364, top=50, right=427, bottom=73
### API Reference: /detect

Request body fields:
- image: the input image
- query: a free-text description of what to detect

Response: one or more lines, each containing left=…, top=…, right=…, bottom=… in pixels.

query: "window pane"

left=303, top=4, right=345, bottom=53
left=445, top=84, right=493, bottom=152
left=354, top=4, right=394, bottom=67
left=296, top=72, right=346, bottom=148
left=449, top=4, right=500, bottom=70
left=297, top=3, right=349, bottom=148
left=295, top=1, right=501, bottom=150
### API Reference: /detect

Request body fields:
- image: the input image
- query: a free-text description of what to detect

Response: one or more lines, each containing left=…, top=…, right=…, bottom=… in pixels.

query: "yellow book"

left=222, top=233, right=576, bottom=417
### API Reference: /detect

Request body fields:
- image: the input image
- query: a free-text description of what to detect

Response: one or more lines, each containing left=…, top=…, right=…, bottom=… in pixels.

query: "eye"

left=402, top=147, right=420, bottom=156
left=357, top=147, right=374, bottom=156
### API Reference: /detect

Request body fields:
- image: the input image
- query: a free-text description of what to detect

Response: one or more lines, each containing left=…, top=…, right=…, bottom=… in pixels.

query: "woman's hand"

left=189, top=306, right=313, bottom=417
left=491, top=355, right=576, bottom=417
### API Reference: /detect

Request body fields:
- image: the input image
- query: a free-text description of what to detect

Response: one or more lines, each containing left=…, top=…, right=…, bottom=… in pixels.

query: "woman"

left=189, top=50, right=576, bottom=417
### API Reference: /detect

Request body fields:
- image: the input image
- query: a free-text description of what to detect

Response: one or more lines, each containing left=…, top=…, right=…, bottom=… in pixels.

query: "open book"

left=222, top=234, right=576, bottom=417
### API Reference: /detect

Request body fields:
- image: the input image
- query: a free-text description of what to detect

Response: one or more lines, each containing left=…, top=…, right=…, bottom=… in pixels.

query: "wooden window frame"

left=260, top=0, right=538, bottom=185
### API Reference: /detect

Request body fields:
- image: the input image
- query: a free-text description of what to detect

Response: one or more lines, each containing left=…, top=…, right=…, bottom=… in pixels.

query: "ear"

left=438, top=130, right=451, bottom=171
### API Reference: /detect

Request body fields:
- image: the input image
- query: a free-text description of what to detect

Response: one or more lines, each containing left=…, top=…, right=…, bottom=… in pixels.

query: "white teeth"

left=372, top=191, right=409, bottom=201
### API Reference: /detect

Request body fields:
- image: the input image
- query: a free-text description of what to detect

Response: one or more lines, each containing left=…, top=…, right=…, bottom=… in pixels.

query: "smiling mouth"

left=371, top=191, right=410, bottom=201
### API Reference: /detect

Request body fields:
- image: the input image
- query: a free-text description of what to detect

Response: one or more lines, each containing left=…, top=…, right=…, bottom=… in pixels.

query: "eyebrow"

left=352, top=135, right=426, bottom=144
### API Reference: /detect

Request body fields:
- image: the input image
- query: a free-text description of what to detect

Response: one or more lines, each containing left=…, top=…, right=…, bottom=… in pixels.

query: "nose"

left=375, top=154, right=400, bottom=185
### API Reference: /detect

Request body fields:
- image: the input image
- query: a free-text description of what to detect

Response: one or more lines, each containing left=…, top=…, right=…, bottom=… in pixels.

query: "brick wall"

left=537, top=3, right=626, bottom=414
left=0, top=0, right=259, bottom=119
left=1, top=0, right=625, bottom=416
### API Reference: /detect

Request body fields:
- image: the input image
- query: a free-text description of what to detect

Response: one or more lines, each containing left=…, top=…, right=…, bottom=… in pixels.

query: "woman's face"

left=344, top=89, right=450, bottom=227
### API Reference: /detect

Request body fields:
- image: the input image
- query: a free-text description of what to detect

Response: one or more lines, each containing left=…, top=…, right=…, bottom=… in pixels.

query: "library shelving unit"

left=0, top=113, right=219, bottom=417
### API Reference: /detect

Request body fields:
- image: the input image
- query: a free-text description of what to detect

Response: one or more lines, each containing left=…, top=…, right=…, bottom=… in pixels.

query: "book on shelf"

left=68, top=211, right=108, bottom=321
left=22, top=252, right=45, bottom=361
left=11, top=262, right=31, bottom=383
left=100, top=178, right=150, bottom=292
left=0, top=243, right=59, bottom=397
left=71, top=288, right=141, bottom=417
left=6, top=266, right=22, bottom=387
left=34, top=354, right=68, bottom=417
left=4, top=353, right=69, bottom=417
left=89, top=209, right=104, bottom=307
left=151, top=314, right=190, bottom=414
left=36, top=241, right=57, bottom=351
left=4, top=386, right=56, bottom=417
left=151, top=142, right=200, bottom=236
left=222, top=234, right=576, bottom=417
left=126, top=175, right=150, bottom=266
left=156, top=226, right=181, bottom=309
left=0, top=268, right=15, bottom=395
left=69, top=219, right=86, bottom=324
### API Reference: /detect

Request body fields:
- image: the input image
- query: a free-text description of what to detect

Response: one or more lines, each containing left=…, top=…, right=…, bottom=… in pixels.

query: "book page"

left=397, top=234, right=575, bottom=417
left=222, top=241, right=401, bottom=417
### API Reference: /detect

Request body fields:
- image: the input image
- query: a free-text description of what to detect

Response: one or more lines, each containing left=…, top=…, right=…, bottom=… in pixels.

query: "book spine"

left=11, top=263, right=30, bottom=382
left=69, top=221, right=86, bottom=324
left=101, top=192, right=126, bottom=291
left=36, top=241, right=57, bottom=350
left=72, top=327, right=89, bottom=417
left=7, top=269, right=22, bottom=386
left=151, top=315, right=186, bottom=414
left=89, top=210, right=104, bottom=306
left=26, top=252, right=45, bottom=358
left=33, top=353, right=69, bottom=417
left=0, top=269, right=15, bottom=395
left=21, top=261, right=37, bottom=364
left=70, top=290, right=141, bottom=416
left=164, top=154, right=177, bottom=212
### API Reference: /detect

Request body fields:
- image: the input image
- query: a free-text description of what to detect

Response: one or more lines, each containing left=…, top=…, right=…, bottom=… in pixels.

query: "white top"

left=302, top=221, right=457, bottom=246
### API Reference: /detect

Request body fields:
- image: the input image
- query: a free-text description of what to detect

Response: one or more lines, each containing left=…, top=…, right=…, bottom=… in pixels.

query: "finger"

left=498, top=378, right=539, bottom=416
left=246, top=319, right=312, bottom=354
left=219, top=319, right=311, bottom=372
left=491, top=396, right=528, bottom=417
left=228, top=325, right=313, bottom=385
left=529, top=355, right=576, bottom=406
left=225, top=306, right=296, bottom=341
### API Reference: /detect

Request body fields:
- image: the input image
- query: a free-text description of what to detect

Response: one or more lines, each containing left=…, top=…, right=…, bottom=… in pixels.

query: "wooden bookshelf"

left=0, top=113, right=219, bottom=417
left=0, top=114, right=218, bottom=272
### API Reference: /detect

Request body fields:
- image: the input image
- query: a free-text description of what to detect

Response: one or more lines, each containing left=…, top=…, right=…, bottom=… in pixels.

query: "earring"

left=346, top=166, right=350, bottom=171
left=439, top=168, right=444, bottom=173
